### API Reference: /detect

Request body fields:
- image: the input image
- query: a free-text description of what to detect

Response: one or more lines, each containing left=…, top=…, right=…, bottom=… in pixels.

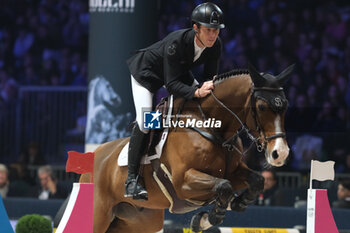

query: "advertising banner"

left=86, top=0, right=159, bottom=151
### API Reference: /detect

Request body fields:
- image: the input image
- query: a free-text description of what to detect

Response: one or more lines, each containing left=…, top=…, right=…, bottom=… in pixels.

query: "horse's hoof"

left=215, top=180, right=233, bottom=204
left=190, top=211, right=209, bottom=233
left=230, top=198, right=247, bottom=212
left=208, top=207, right=225, bottom=226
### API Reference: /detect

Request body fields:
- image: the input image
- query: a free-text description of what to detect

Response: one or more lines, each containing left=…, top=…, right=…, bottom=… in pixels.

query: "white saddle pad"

left=118, top=95, right=174, bottom=166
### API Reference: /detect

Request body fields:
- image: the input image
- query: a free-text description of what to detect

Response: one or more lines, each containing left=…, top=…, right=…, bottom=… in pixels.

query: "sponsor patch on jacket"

left=167, top=44, right=177, bottom=56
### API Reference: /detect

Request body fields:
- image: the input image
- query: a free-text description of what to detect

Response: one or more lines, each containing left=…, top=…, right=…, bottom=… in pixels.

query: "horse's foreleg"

left=177, top=168, right=233, bottom=232
left=178, top=168, right=232, bottom=200
left=228, top=162, right=264, bottom=212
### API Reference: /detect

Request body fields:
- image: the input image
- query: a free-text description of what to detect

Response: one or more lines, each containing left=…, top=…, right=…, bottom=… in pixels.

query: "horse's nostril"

left=272, top=150, right=279, bottom=160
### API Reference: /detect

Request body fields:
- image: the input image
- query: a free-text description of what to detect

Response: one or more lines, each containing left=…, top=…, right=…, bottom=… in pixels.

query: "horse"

left=80, top=64, right=294, bottom=233
left=85, top=75, right=130, bottom=145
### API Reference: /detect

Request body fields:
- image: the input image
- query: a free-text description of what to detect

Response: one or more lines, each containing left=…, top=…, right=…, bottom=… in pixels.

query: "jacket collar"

left=184, top=29, right=195, bottom=63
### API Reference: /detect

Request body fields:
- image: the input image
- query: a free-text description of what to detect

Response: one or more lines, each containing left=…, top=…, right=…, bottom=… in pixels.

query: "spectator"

left=286, top=94, right=315, bottom=135
left=306, top=85, right=320, bottom=108
left=12, top=27, right=35, bottom=58
left=34, top=165, right=69, bottom=200
left=0, top=164, right=10, bottom=198
left=343, top=155, right=350, bottom=173
left=291, top=134, right=323, bottom=171
left=18, top=142, right=46, bottom=167
left=6, top=163, right=32, bottom=197
left=255, top=169, right=284, bottom=206
left=332, top=179, right=350, bottom=209
left=0, top=78, right=18, bottom=106
left=0, top=163, right=28, bottom=197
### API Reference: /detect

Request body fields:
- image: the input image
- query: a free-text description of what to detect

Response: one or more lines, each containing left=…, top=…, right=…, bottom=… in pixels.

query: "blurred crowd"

left=0, top=0, right=88, bottom=109
left=1, top=0, right=350, bottom=200
left=0, top=162, right=71, bottom=199
left=0, top=0, right=89, bottom=165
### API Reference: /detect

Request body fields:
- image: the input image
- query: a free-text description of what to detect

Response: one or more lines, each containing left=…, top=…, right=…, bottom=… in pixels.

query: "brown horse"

left=80, top=64, right=294, bottom=233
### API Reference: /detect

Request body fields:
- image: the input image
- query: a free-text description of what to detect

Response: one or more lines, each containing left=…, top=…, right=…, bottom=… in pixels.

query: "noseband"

left=192, top=85, right=286, bottom=155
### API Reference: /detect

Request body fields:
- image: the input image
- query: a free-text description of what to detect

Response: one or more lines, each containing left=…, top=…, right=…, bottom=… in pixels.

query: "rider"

left=125, top=2, right=225, bottom=200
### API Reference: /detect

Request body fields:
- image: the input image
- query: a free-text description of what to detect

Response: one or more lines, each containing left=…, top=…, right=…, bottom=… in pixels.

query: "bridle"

left=249, top=86, right=287, bottom=145
left=191, top=84, right=286, bottom=156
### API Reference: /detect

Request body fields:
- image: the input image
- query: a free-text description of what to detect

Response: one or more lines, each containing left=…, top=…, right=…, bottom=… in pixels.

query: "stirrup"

left=124, top=176, right=148, bottom=201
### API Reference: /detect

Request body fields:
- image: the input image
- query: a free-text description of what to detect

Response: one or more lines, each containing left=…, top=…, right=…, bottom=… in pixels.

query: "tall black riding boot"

left=124, top=124, right=149, bottom=201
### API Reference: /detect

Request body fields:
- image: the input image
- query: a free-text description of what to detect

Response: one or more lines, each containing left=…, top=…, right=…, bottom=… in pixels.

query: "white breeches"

left=131, top=76, right=198, bottom=133
left=131, top=76, right=153, bottom=134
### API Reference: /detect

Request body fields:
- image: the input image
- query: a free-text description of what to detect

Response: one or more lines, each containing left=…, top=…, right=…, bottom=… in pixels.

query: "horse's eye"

left=258, top=104, right=265, bottom=111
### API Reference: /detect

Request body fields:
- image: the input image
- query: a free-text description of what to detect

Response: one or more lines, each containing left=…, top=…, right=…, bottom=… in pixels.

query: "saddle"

left=141, top=97, right=205, bottom=213
left=117, top=97, right=173, bottom=167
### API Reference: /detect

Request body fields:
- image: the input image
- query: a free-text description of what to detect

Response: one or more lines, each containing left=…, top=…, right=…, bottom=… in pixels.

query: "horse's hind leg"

left=107, top=202, right=164, bottom=233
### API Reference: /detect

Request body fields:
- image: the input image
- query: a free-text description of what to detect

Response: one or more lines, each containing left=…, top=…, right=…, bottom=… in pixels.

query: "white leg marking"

left=200, top=212, right=213, bottom=230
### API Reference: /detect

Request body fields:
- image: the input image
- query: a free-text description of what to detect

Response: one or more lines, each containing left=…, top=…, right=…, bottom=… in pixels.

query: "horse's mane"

left=214, top=69, right=249, bottom=85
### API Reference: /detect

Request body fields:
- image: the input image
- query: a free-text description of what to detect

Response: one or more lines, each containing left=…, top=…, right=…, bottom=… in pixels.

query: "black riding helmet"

left=191, top=2, right=225, bottom=29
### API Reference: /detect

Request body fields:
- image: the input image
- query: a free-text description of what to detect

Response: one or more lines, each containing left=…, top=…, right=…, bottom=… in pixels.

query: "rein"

left=190, top=84, right=286, bottom=156
left=209, top=90, right=262, bottom=154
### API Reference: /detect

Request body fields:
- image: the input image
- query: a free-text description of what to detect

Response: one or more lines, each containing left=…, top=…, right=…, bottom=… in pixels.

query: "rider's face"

left=194, top=24, right=220, bottom=48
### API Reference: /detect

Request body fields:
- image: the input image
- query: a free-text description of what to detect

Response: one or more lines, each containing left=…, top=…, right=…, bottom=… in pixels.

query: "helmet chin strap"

left=195, top=30, right=206, bottom=48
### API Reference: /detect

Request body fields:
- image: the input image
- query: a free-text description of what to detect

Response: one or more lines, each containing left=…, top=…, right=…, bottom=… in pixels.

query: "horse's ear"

left=248, top=62, right=265, bottom=87
left=277, top=64, right=295, bottom=86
